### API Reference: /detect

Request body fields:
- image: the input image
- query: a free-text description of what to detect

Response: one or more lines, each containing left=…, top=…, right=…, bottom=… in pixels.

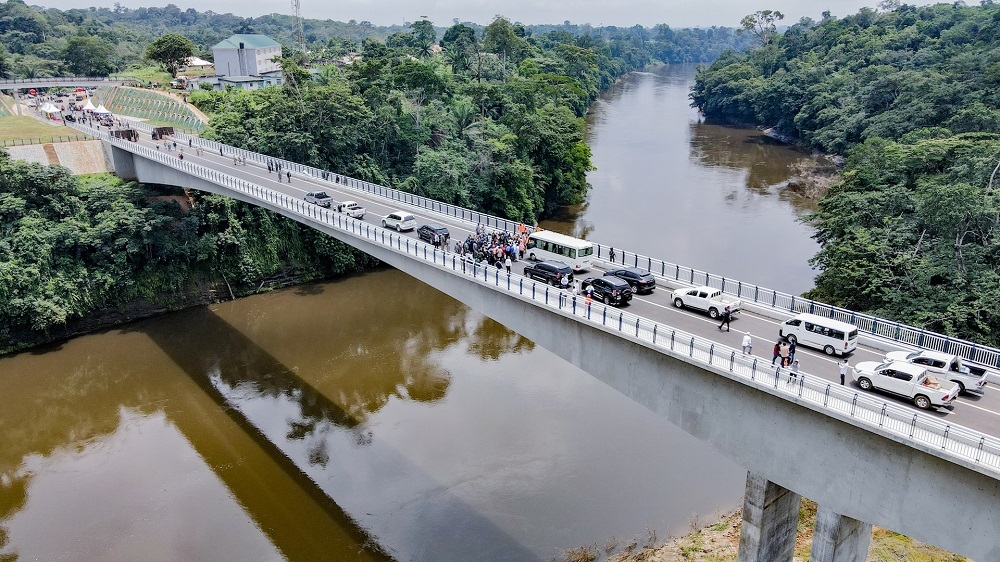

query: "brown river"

left=0, top=65, right=824, bottom=561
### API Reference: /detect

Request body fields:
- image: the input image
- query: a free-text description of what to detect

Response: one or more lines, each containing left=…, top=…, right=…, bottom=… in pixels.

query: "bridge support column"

left=809, top=505, right=871, bottom=562
left=737, top=472, right=801, bottom=562
left=104, top=144, right=137, bottom=180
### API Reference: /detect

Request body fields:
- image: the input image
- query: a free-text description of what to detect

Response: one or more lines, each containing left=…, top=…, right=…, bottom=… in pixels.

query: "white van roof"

left=789, top=313, right=858, bottom=332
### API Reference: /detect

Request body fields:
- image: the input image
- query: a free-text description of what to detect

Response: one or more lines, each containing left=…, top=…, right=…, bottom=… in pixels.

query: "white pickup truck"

left=853, top=360, right=959, bottom=411
left=335, top=200, right=365, bottom=219
left=670, top=286, right=742, bottom=318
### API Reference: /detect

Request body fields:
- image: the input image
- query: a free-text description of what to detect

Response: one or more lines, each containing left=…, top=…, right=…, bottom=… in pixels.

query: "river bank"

left=565, top=499, right=968, bottom=562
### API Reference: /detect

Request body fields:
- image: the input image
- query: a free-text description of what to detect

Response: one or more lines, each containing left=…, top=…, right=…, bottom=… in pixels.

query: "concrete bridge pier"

left=737, top=472, right=801, bottom=562
left=809, top=505, right=872, bottom=562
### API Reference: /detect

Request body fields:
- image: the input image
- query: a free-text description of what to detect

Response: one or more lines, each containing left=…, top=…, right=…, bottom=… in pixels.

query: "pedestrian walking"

left=573, top=279, right=581, bottom=296
left=609, top=247, right=616, bottom=263
left=505, top=256, right=512, bottom=274
left=560, top=274, right=569, bottom=291
left=772, top=341, right=782, bottom=365
left=172, top=141, right=177, bottom=150
left=286, top=171, right=291, bottom=183
left=718, top=305, right=732, bottom=331
left=789, top=360, right=800, bottom=378
left=188, top=139, right=192, bottom=147
left=220, top=147, right=224, bottom=156
left=178, top=152, right=183, bottom=160
left=839, top=359, right=850, bottom=385
left=788, top=340, right=797, bottom=363
left=585, top=288, right=593, bottom=306
left=742, top=332, right=753, bottom=355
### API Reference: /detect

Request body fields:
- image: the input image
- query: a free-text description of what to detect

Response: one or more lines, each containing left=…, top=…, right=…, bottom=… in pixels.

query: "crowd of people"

left=455, top=223, right=531, bottom=269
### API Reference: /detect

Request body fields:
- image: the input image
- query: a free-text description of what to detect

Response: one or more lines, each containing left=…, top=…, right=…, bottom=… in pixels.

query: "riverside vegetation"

left=692, top=2, right=1000, bottom=347
left=0, top=5, right=750, bottom=354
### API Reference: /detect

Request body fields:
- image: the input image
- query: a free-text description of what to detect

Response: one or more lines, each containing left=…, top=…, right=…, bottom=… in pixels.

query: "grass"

left=0, top=115, right=88, bottom=143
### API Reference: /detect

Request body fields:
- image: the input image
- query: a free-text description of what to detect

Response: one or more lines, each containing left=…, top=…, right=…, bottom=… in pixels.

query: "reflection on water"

left=542, top=64, right=824, bottom=296
left=0, top=269, right=744, bottom=561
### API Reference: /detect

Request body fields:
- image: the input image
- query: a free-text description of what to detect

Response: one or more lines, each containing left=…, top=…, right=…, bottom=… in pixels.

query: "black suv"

left=582, top=276, right=633, bottom=306
left=417, top=224, right=450, bottom=246
left=523, top=260, right=574, bottom=286
left=604, top=267, right=656, bottom=294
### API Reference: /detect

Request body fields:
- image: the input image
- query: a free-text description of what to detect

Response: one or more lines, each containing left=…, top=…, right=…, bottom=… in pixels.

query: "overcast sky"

left=35, top=0, right=888, bottom=28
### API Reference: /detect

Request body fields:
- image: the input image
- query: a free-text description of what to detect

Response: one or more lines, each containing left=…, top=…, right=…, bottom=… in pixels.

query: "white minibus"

left=526, top=230, right=594, bottom=271
left=778, top=313, right=858, bottom=356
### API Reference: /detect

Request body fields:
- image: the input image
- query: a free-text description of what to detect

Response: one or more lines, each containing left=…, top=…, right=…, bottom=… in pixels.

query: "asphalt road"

left=137, top=134, right=1000, bottom=438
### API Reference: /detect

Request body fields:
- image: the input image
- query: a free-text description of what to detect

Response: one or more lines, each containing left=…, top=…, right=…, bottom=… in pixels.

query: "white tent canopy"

left=93, top=104, right=111, bottom=114
left=82, top=98, right=96, bottom=111
left=40, top=102, right=60, bottom=113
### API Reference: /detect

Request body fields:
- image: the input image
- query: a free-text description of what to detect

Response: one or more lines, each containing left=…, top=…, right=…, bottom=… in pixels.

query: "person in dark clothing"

left=772, top=341, right=782, bottom=365
left=609, top=247, right=616, bottom=263
left=286, top=171, right=291, bottom=183
left=718, top=306, right=732, bottom=331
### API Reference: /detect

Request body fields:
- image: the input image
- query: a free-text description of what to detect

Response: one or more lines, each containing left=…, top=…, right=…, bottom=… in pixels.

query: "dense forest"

left=693, top=2, right=1000, bottom=345
left=0, top=149, right=379, bottom=354
left=191, top=17, right=701, bottom=219
left=0, top=0, right=752, bottom=78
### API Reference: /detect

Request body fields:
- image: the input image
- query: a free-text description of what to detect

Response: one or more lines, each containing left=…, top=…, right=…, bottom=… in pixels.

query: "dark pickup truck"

left=523, top=260, right=574, bottom=286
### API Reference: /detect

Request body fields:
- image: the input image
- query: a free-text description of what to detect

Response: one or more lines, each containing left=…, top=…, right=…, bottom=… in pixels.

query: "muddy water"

left=542, top=64, right=824, bottom=296
left=0, top=64, right=825, bottom=562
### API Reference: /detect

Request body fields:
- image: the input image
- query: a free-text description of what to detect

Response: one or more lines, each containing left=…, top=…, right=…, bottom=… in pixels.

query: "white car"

left=335, top=201, right=366, bottom=219
left=884, top=349, right=987, bottom=395
left=382, top=211, right=416, bottom=232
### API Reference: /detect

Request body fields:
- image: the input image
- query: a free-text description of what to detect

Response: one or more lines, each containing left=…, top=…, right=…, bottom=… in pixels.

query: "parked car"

left=853, top=360, right=959, bottom=411
left=417, top=224, right=450, bottom=246
left=883, top=349, right=987, bottom=395
left=779, top=313, right=858, bottom=357
left=604, top=267, right=655, bottom=294
left=522, top=260, right=574, bottom=286
left=382, top=211, right=416, bottom=232
left=304, top=191, right=332, bottom=207
left=582, top=276, right=633, bottom=306
left=334, top=201, right=365, bottom=219
left=670, top=286, right=741, bottom=318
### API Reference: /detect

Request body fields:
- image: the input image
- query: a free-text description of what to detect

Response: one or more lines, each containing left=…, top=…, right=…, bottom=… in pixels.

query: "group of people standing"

left=456, top=224, right=530, bottom=269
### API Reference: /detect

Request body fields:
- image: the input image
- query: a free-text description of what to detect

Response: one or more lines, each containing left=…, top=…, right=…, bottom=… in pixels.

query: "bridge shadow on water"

left=137, top=300, right=542, bottom=562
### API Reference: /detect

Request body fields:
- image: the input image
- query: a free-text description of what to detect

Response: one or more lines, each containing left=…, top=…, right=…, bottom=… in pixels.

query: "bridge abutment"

left=104, top=144, right=137, bottom=180
left=736, top=472, right=801, bottom=562
left=809, top=504, right=872, bottom=562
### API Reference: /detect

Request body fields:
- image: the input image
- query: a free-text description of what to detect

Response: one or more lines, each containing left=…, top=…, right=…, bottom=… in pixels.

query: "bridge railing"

left=89, top=128, right=1000, bottom=476
left=0, top=76, right=139, bottom=86
left=98, top=121, right=1000, bottom=373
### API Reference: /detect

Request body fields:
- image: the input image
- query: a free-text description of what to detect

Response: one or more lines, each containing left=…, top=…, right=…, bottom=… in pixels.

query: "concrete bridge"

left=67, top=120, right=1000, bottom=562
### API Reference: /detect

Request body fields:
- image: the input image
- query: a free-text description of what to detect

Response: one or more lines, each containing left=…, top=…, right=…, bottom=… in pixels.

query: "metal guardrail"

left=0, top=76, right=140, bottom=86
left=83, top=126, right=1000, bottom=476
left=96, top=120, right=1000, bottom=373
left=0, top=135, right=91, bottom=147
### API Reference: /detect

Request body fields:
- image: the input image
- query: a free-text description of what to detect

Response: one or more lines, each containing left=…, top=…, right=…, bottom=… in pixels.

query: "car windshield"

left=906, top=351, right=922, bottom=360
left=403, top=215, right=414, bottom=221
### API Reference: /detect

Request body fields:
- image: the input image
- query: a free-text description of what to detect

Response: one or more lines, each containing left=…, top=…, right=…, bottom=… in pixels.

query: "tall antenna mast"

left=291, top=0, right=305, bottom=53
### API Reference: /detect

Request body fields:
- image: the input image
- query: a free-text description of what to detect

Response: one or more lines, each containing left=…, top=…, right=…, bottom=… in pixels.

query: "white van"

left=526, top=230, right=594, bottom=271
left=778, top=313, right=858, bottom=356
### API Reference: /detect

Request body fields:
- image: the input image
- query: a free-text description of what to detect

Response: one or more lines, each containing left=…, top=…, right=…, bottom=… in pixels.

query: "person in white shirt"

left=742, top=333, right=753, bottom=355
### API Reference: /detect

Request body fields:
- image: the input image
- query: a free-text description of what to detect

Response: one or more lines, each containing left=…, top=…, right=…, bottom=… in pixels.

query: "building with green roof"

left=212, top=34, right=282, bottom=77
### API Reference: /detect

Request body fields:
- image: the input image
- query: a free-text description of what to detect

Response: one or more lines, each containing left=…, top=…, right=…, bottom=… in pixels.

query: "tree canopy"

left=693, top=2, right=1000, bottom=345
left=145, top=33, right=194, bottom=77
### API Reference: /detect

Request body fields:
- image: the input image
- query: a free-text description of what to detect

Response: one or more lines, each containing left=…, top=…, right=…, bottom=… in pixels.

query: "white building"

left=212, top=34, right=282, bottom=77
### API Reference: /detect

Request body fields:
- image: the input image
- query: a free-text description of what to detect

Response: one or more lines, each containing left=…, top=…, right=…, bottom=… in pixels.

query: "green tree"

left=739, top=10, right=785, bottom=46
left=145, top=33, right=194, bottom=77
left=63, top=35, right=112, bottom=76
